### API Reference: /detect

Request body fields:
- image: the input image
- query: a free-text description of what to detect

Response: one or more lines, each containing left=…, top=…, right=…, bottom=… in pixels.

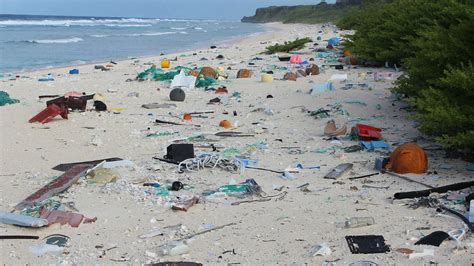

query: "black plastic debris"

left=345, top=235, right=390, bottom=254
left=415, top=231, right=450, bottom=247
left=146, top=262, right=202, bottom=266
left=165, top=144, right=195, bottom=163
left=52, top=157, right=122, bottom=171
left=171, top=181, right=184, bottom=191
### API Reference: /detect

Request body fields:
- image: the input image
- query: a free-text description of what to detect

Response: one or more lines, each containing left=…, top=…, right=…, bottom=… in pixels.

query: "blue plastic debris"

left=315, top=52, right=333, bottom=58
left=296, top=163, right=320, bottom=170
left=239, top=159, right=258, bottom=167
left=360, top=140, right=389, bottom=150
left=467, top=164, right=474, bottom=171
left=328, top=37, right=341, bottom=46
left=69, top=69, right=79, bottom=75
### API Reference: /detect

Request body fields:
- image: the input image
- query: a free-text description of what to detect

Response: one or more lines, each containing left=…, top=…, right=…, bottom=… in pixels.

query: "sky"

left=0, top=0, right=336, bottom=20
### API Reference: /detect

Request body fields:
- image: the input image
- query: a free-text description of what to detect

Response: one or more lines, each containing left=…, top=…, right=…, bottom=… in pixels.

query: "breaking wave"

left=125, top=31, right=181, bottom=37
left=24, top=37, right=84, bottom=44
left=0, top=18, right=217, bottom=27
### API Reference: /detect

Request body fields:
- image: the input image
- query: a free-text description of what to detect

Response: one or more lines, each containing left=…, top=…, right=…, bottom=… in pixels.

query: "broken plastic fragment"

left=0, top=212, right=49, bottom=227
left=309, top=243, right=331, bottom=256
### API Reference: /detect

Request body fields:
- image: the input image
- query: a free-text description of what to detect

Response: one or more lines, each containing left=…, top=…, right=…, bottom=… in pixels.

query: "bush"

left=339, top=0, right=474, bottom=156
left=413, top=64, right=474, bottom=153
left=264, top=37, right=312, bottom=54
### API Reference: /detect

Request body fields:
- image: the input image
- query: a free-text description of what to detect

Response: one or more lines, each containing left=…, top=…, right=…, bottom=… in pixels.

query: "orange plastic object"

left=344, top=50, right=352, bottom=57
left=183, top=113, right=192, bottom=121
left=29, top=104, right=68, bottom=124
left=219, top=120, right=232, bottom=128
left=385, top=143, right=428, bottom=174
left=160, top=60, right=170, bottom=68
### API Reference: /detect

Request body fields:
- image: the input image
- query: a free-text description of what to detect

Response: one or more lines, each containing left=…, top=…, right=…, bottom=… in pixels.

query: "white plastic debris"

left=409, top=249, right=434, bottom=259
left=0, top=212, right=49, bottom=227
left=330, top=74, right=347, bottom=81
left=309, top=243, right=332, bottom=257
left=29, top=244, right=64, bottom=256
left=170, top=70, right=196, bottom=90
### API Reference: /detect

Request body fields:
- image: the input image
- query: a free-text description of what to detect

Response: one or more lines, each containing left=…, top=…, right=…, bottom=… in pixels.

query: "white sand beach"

left=0, top=23, right=472, bottom=265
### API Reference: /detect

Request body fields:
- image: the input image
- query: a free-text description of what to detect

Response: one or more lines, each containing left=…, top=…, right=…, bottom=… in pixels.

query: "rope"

left=178, top=154, right=244, bottom=173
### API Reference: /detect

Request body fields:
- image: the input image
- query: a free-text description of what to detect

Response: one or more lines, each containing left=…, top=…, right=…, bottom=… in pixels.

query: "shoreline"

left=0, top=23, right=276, bottom=76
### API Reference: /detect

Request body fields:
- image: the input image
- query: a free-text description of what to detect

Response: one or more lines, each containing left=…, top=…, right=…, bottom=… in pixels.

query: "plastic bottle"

left=158, top=241, right=189, bottom=256
left=344, top=217, right=375, bottom=228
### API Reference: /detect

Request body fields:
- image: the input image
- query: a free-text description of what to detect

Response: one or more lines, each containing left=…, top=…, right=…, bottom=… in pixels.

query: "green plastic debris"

left=186, top=133, right=207, bottom=142
left=0, top=91, right=20, bottom=106
left=231, top=92, right=241, bottom=98
left=222, top=147, right=241, bottom=157
left=309, top=108, right=330, bottom=119
left=312, top=146, right=343, bottom=154
left=195, top=76, right=216, bottom=88
left=146, top=131, right=177, bottom=138
left=155, top=187, right=170, bottom=196
left=20, top=199, right=59, bottom=217
left=218, top=184, right=249, bottom=193
left=324, top=59, right=339, bottom=64
left=136, top=66, right=192, bottom=81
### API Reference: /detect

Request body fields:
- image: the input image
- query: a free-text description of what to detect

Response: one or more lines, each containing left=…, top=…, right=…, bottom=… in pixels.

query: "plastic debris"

left=0, top=91, right=20, bottom=106
left=408, top=249, right=435, bottom=259
left=29, top=243, right=64, bottom=256
left=158, top=241, right=190, bottom=256
left=324, top=163, right=353, bottom=179
left=0, top=212, right=49, bottom=227
left=309, top=243, right=331, bottom=256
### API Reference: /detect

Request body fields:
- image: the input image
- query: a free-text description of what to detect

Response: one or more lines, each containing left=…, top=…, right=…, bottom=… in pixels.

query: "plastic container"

left=338, top=217, right=375, bottom=228
left=160, top=59, right=170, bottom=68
left=158, top=241, right=189, bottom=256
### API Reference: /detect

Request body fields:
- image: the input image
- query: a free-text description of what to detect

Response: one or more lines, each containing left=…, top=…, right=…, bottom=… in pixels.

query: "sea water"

left=0, top=14, right=265, bottom=73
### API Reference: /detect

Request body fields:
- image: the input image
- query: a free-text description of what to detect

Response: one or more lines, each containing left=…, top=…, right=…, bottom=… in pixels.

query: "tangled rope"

left=178, top=154, right=244, bottom=173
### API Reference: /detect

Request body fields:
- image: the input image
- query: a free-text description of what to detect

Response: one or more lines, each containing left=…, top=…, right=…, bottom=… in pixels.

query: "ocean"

left=0, top=14, right=265, bottom=73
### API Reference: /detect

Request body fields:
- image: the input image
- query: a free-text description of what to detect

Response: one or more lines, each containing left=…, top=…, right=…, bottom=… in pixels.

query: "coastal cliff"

left=241, top=2, right=362, bottom=24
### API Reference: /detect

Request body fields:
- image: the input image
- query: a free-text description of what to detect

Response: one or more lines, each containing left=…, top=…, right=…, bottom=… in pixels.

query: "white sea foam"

left=90, top=34, right=109, bottom=38
left=26, top=37, right=84, bottom=44
left=104, top=24, right=152, bottom=27
left=126, top=31, right=178, bottom=37
left=0, top=18, right=215, bottom=27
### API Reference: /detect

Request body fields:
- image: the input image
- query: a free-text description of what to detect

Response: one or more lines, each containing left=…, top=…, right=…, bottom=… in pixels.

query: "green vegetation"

left=338, top=0, right=474, bottom=157
left=242, top=3, right=360, bottom=24
left=264, top=37, right=312, bottom=54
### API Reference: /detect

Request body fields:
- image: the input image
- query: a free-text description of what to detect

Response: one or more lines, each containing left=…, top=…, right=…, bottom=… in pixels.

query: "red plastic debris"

left=39, top=209, right=97, bottom=227
left=28, top=103, right=68, bottom=124
left=15, top=164, right=91, bottom=210
left=351, top=124, right=382, bottom=140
